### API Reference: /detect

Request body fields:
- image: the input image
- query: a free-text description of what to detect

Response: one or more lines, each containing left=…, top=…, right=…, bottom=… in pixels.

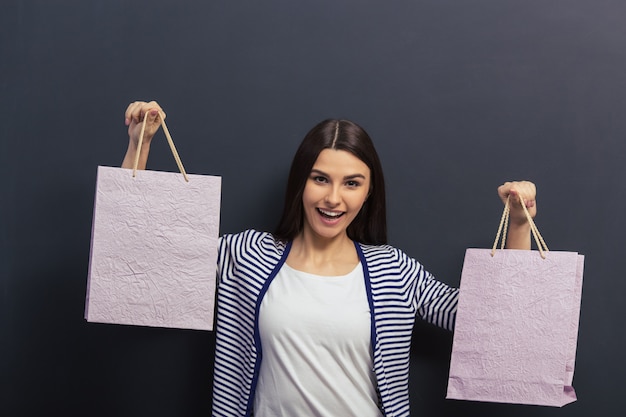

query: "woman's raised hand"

left=122, top=100, right=166, bottom=169
left=498, top=181, right=537, bottom=250
left=498, top=180, right=537, bottom=223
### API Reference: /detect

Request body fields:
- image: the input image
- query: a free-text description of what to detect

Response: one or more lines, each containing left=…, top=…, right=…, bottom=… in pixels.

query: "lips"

left=317, top=208, right=344, bottom=219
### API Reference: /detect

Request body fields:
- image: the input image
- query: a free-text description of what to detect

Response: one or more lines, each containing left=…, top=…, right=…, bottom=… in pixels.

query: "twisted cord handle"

left=132, top=111, right=189, bottom=182
left=491, top=194, right=548, bottom=259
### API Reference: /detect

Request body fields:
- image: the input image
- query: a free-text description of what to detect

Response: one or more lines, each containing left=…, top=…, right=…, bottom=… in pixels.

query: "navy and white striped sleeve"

left=412, top=260, right=459, bottom=331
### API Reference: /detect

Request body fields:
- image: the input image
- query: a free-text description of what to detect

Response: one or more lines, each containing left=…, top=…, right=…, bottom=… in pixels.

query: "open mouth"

left=317, top=208, right=344, bottom=219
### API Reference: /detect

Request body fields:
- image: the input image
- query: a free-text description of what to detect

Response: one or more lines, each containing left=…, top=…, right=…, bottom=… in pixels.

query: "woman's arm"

left=120, top=100, right=166, bottom=170
left=497, top=181, right=537, bottom=250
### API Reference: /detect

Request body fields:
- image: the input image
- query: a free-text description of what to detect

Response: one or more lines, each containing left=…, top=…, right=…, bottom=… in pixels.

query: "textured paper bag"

left=85, top=166, right=221, bottom=331
left=446, top=248, right=584, bottom=407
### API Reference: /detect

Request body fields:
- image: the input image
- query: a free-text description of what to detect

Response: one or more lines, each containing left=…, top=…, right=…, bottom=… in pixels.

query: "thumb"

left=146, top=108, right=160, bottom=123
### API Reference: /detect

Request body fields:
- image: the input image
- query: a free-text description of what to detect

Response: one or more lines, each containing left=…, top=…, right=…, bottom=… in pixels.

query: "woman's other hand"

left=121, top=100, right=165, bottom=169
left=497, top=181, right=536, bottom=249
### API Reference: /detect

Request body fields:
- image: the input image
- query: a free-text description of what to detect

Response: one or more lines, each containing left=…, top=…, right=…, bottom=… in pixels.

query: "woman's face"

left=301, top=149, right=371, bottom=242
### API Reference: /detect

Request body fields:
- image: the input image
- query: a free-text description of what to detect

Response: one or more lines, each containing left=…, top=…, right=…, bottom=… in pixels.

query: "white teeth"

left=318, top=209, right=342, bottom=217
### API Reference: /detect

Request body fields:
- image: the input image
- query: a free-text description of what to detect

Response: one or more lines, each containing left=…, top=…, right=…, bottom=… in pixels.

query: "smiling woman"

left=305, top=149, right=371, bottom=232
left=120, top=101, right=535, bottom=417
left=291, top=148, right=372, bottom=275
left=274, top=119, right=387, bottom=246
left=304, top=149, right=370, bottom=233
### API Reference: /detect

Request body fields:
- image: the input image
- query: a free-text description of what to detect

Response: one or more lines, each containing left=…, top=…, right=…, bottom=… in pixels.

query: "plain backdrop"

left=2, top=1, right=625, bottom=416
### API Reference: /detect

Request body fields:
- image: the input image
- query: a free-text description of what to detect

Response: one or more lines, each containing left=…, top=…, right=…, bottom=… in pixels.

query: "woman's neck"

left=287, top=231, right=360, bottom=276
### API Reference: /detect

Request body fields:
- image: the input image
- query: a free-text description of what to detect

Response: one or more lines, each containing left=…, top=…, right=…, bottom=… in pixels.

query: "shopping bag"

left=85, top=113, right=221, bottom=331
left=446, top=195, right=584, bottom=407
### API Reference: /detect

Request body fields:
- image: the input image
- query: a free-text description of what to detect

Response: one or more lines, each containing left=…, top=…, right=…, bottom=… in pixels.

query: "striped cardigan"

left=212, top=230, right=458, bottom=417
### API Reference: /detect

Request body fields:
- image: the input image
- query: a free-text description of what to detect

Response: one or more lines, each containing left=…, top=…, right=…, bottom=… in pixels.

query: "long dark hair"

left=274, top=119, right=387, bottom=245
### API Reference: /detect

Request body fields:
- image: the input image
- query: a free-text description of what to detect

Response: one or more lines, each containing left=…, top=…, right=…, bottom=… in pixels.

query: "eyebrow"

left=310, top=169, right=367, bottom=181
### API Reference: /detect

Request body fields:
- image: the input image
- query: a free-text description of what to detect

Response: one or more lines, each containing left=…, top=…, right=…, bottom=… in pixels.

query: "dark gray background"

left=2, top=0, right=624, bottom=415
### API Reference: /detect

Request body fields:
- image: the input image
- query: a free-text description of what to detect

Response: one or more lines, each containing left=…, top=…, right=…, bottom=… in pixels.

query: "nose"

left=324, top=185, right=341, bottom=206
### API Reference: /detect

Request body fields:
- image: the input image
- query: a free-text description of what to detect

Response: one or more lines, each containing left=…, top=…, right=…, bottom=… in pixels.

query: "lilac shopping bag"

left=85, top=114, right=221, bottom=330
left=446, top=196, right=584, bottom=407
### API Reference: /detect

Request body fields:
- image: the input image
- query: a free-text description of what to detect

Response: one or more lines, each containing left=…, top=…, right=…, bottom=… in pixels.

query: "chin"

left=310, top=226, right=348, bottom=241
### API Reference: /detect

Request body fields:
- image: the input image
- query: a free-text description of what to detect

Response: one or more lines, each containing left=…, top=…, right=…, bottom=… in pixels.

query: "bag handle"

left=132, top=111, right=189, bottom=182
left=491, top=194, right=549, bottom=259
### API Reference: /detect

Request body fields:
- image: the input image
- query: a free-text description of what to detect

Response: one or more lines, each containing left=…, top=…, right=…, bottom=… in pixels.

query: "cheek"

left=301, top=184, right=315, bottom=205
left=350, top=193, right=369, bottom=213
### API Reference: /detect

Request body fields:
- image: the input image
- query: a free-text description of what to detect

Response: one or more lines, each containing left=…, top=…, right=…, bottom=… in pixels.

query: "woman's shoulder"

left=358, top=242, right=405, bottom=257
left=359, top=240, right=421, bottom=268
left=358, top=243, right=430, bottom=287
left=220, top=229, right=287, bottom=253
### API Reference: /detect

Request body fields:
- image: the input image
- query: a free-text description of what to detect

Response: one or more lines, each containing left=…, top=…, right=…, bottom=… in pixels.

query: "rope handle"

left=132, top=110, right=189, bottom=182
left=491, top=194, right=548, bottom=259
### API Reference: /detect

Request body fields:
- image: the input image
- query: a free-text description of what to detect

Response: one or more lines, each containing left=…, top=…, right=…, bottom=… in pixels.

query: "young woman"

left=122, top=101, right=536, bottom=417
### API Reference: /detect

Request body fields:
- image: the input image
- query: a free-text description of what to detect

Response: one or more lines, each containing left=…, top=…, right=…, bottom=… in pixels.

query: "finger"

left=513, top=182, right=536, bottom=205
left=125, top=101, right=143, bottom=126
left=498, top=181, right=536, bottom=207
left=124, top=101, right=164, bottom=126
left=511, top=182, right=537, bottom=212
left=497, top=181, right=513, bottom=202
left=146, top=108, right=160, bottom=124
left=143, top=101, right=164, bottom=123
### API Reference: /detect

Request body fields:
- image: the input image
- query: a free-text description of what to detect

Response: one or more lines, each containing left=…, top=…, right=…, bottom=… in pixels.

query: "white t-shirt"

left=254, top=263, right=382, bottom=417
